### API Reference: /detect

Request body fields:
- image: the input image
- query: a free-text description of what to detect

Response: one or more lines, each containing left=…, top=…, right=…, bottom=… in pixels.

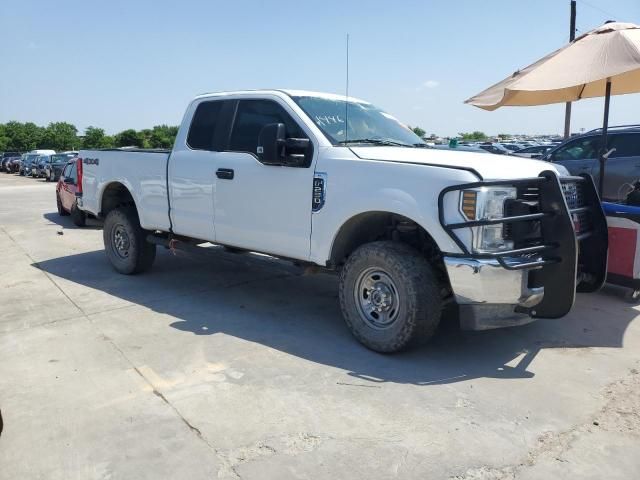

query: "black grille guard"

left=438, top=170, right=608, bottom=318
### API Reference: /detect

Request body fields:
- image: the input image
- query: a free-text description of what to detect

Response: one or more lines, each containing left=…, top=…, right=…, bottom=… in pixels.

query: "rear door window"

left=187, top=100, right=224, bottom=150
left=68, top=162, right=77, bottom=182
left=610, top=134, right=640, bottom=158
left=228, top=99, right=305, bottom=155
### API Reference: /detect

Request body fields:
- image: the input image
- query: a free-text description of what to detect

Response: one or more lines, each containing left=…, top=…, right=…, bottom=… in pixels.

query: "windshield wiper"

left=338, top=138, right=413, bottom=147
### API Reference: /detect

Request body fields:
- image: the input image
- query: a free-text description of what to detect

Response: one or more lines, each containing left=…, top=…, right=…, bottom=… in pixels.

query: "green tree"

left=41, top=122, right=79, bottom=150
left=411, top=126, right=426, bottom=138
left=149, top=125, right=179, bottom=148
left=114, top=129, right=144, bottom=148
left=0, top=124, right=9, bottom=151
left=83, top=126, right=115, bottom=149
left=458, top=131, right=487, bottom=141
left=2, top=121, right=44, bottom=151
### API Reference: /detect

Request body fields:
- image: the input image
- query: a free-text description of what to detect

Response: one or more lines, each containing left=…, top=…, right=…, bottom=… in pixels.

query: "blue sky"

left=1, top=0, right=639, bottom=136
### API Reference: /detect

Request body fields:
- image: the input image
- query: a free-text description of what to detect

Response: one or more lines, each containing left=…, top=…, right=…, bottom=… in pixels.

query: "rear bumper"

left=440, top=171, right=608, bottom=330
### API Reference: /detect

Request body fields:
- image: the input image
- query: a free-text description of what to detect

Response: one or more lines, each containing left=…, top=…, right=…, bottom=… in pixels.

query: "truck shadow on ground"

left=34, top=247, right=638, bottom=386
left=42, top=212, right=102, bottom=230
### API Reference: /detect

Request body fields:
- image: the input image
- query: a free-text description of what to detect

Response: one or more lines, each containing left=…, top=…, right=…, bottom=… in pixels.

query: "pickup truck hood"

left=350, top=147, right=568, bottom=180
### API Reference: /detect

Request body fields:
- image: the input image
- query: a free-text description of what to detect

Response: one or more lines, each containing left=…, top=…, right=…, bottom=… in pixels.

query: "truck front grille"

left=561, top=181, right=590, bottom=234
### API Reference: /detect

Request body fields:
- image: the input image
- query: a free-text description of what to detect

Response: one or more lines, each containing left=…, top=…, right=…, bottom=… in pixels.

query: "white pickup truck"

left=76, top=89, right=608, bottom=352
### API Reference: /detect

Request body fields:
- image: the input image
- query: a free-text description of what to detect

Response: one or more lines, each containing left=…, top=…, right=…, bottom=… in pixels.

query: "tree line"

left=0, top=121, right=179, bottom=152
left=0, top=121, right=505, bottom=152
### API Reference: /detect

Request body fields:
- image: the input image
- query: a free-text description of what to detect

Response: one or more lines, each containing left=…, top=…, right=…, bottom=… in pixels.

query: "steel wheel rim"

left=112, top=224, right=131, bottom=259
left=354, top=267, right=400, bottom=329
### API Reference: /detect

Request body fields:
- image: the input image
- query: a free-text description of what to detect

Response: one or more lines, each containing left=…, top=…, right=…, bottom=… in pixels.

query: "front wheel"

left=339, top=241, right=442, bottom=353
left=103, top=207, right=156, bottom=274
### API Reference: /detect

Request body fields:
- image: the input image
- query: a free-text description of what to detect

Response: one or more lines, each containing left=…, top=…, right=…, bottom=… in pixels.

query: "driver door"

left=213, top=98, right=316, bottom=260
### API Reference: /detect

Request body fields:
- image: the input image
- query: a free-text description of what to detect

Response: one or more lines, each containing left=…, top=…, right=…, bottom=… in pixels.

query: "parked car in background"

left=7, top=156, right=23, bottom=173
left=34, top=155, right=51, bottom=178
left=20, top=153, right=39, bottom=176
left=1, top=152, right=21, bottom=172
left=544, top=125, right=640, bottom=202
left=499, top=143, right=526, bottom=152
left=56, top=158, right=86, bottom=226
left=478, top=142, right=511, bottom=155
left=432, top=144, right=491, bottom=154
left=11, top=154, right=27, bottom=174
left=45, top=152, right=78, bottom=181
left=512, top=145, right=555, bottom=159
left=3, top=155, right=21, bottom=173
left=19, top=150, right=56, bottom=176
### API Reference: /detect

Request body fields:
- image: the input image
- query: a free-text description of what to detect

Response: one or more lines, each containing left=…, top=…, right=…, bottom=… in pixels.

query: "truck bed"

left=79, top=148, right=171, bottom=232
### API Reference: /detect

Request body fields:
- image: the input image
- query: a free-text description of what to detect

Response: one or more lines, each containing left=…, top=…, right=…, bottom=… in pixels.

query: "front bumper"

left=444, top=257, right=543, bottom=330
left=440, top=171, right=608, bottom=330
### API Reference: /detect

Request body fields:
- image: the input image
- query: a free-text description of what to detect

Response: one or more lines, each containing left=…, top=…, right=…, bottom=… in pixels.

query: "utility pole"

left=563, top=0, right=577, bottom=138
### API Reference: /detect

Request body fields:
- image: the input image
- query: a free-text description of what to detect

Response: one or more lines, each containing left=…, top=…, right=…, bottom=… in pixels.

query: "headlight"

left=459, top=186, right=517, bottom=253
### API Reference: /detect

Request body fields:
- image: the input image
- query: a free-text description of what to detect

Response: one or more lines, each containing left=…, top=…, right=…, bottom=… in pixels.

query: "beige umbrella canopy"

left=465, top=21, right=640, bottom=196
left=465, top=22, right=640, bottom=110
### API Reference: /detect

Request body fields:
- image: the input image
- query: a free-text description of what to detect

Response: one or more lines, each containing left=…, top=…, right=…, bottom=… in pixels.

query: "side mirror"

left=257, top=123, right=286, bottom=165
left=258, top=123, right=312, bottom=167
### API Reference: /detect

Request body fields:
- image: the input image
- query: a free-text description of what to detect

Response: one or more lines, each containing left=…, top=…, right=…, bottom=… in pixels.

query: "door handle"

left=216, top=168, right=234, bottom=180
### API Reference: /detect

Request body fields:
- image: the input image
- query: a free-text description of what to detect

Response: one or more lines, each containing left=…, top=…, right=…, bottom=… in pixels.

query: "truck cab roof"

left=194, top=89, right=369, bottom=104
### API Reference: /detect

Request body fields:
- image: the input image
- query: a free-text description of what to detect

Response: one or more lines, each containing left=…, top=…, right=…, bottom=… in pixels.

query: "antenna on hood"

left=345, top=33, right=350, bottom=143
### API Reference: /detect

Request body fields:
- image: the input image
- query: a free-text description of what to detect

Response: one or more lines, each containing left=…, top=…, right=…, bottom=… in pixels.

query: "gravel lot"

left=1, top=172, right=639, bottom=479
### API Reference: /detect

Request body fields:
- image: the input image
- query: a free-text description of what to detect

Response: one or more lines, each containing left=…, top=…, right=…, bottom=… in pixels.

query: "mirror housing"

left=257, top=123, right=286, bottom=165
left=258, top=123, right=312, bottom=167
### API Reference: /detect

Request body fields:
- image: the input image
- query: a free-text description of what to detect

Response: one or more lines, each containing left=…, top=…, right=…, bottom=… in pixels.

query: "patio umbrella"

left=465, top=21, right=640, bottom=197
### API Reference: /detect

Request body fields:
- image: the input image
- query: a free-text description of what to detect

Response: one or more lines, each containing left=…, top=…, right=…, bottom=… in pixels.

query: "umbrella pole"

left=598, top=78, right=612, bottom=198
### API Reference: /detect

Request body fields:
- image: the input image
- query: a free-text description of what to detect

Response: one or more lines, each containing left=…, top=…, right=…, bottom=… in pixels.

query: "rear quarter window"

left=187, top=101, right=223, bottom=150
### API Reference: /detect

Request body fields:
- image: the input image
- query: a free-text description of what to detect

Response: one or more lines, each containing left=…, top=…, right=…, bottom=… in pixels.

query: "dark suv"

left=544, top=125, right=640, bottom=202
left=1, top=152, right=21, bottom=172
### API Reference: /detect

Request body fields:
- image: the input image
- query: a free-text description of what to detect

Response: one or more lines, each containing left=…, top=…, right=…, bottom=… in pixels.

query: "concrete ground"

left=0, top=172, right=639, bottom=480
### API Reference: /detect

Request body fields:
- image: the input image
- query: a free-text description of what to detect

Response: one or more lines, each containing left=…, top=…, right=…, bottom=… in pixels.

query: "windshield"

left=292, top=95, right=425, bottom=147
left=51, top=154, right=74, bottom=164
left=25, top=154, right=39, bottom=163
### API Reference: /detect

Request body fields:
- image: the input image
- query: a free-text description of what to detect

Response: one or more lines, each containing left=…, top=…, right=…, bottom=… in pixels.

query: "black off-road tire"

left=56, top=193, right=69, bottom=216
left=103, top=207, right=156, bottom=274
left=339, top=241, right=442, bottom=353
left=70, top=202, right=86, bottom=227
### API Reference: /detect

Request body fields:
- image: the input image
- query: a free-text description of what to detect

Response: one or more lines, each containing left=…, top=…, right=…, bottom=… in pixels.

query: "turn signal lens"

left=461, top=190, right=477, bottom=220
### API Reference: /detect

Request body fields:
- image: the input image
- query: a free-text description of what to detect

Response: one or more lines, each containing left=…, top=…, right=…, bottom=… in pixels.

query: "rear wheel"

left=71, top=202, right=86, bottom=227
left=339, top=241, right=442, bottom=353
left=56, top=193, right=69, bottom=216
left=103, top=207, right=156, bottom=274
